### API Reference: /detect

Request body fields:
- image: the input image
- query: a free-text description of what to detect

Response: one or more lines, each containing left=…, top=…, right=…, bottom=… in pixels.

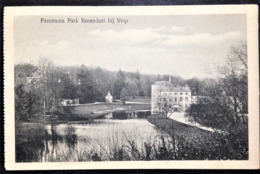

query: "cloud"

left=169, top=26, right=186, bottom=33
left=88, top=28, right=161, bottom=46
left=87, top=28, right=244, bottom=50
left=14, top=25, right=245, bottom=79
left=161, top=31, right=244, bottom=48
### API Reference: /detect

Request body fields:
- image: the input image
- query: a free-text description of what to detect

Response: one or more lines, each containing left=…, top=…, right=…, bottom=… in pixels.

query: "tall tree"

left=77, top=67, right=97, bottom=103
left=15, top=85, right=30, bottom=121
left=113, top=70, right=126, bottom=99
left=217, top=40, right=248, bottom=124
left=126, top=80, right=138, bottom=97
left=120, top=88, right=128, bottom=104
left=188, top=40, right=248, bottom=131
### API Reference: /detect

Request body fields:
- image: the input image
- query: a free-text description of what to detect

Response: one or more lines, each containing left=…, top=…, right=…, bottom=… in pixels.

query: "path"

left=168, top=112, right=225, bottom=133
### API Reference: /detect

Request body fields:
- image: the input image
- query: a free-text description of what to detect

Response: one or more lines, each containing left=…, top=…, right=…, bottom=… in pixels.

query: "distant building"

left=25, top=69, right=42, bottom=84
left=105, top=92, right=113, bottom=103
left=151, top=76, right=196, bottom=113
left=26, top=76, right=41, bottom=84
left=60, top=99, right=79, bottom=106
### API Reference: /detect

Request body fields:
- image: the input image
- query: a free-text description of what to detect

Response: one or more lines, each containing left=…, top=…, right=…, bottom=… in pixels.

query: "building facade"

left=105, top=92, right=113, bottom=103
left=151, top=80, right=196, bottom=113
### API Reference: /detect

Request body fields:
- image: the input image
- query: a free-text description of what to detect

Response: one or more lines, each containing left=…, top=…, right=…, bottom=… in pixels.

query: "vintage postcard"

left=4, top=6, right=259, bottom=170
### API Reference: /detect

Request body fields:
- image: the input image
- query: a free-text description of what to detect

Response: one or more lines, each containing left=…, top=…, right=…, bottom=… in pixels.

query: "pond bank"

left=56, top=102, right=151, bottom=120
left=168, top=112, right=225, bottom=133
left=147, top=114, right=213, bottom=144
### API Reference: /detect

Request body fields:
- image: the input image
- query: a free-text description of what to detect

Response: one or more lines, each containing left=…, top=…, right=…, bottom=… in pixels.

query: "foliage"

left=113, top=70, right=126, bottom=99
left=126, top=80, right=138, bottom=97
left=187, top=41, right=248, bottom=130
left=15, top=84, right=30, bottom=121
left=148, top=115, right=248, bottom=160
left=161, top=101, right=172, bottom=117
left=120, top=88, right=129, bottom=104
left=77, top=66, right=99, bottom=103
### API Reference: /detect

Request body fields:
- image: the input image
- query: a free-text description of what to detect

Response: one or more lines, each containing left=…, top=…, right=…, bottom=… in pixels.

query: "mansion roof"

left=154, top=81, right=191, bottom=92
left=166, top=86, right=191, bottom=92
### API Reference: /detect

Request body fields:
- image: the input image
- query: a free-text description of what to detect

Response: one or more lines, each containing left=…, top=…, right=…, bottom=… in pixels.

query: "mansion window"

left=169, top=99, right=172, bottom=102
left=175, top=97, right=177, bottom=102
left=180, top=97, right=183, bottom=102
left=180, top=93, right=183, bottom=95
left=185, top=93, right=188, bottom=95
left=185, top=97, right=189, bottom=102
left=164, top=98, right=166, bottom=101
left=175, top=93, right=177, bottom=95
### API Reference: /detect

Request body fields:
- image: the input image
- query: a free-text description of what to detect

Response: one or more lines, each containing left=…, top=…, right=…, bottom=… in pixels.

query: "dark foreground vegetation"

left=148, top=115, right=248, bottom=160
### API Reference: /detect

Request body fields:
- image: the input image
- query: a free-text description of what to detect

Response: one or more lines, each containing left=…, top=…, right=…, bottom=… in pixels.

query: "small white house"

left=60, top=99, right=79, bottom=106
left=105, top=92, right=113, bottom=103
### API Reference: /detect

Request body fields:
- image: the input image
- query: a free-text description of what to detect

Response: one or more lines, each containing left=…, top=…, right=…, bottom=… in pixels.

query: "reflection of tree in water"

left=15, top=123, right=45, bottom=162
left=44, top=122, right=63, bottom=159
left=64, top=124, right=78, bottom=149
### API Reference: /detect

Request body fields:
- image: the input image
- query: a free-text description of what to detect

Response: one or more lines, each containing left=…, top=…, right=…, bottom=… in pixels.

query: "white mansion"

left=151, top=78, right=197, bottom=113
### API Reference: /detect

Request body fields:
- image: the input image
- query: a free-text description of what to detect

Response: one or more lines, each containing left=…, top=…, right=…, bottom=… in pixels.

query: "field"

left=56, top=98, right=151, bottom=120
left=127, top=97, right=151, bottom=103
left=73, top=103, right=150, bottom=115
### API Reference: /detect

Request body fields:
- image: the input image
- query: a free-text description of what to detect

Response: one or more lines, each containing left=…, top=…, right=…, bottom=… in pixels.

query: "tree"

left=126, top=80, right=138, bottom=97
left=161, top=100, right=172, bottom=117
left=93, top=67, right=114, bottom=101
left=77, top=67, right=97, bottom=103
left=15, top=84, right=30, bottom=121
left=217, top=40, right=248, bottom=125
left=187, top=40, right=248, bottom=131
left=15, top=63, right=37, bottom=86
left=59, top=71, right=77, bottom=99
left=113, top=70, right=126, bottom=99
left=186, top=77, right=202, bottom=96
left=120, top=88, right=128, bottom=104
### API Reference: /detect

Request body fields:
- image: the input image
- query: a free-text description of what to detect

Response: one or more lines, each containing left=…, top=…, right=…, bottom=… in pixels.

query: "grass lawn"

left=147, top=114, right=213, bottom=144
left=65, top=102, right=151, bottom=119
left=127, top=97, right=151, bottom=103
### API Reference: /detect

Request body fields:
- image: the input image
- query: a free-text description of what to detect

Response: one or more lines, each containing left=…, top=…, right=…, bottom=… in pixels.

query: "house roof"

left=167, top=86, right=191, bottom=92
left=154, top=81, right=191, bottom=92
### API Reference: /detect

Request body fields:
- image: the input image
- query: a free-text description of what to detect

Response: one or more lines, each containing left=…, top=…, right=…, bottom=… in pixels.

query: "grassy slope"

left=73, top=103, right=150, bottom=115
left=147, top=114, right=213, bottom=144
left=127, top=97, right=151, bottom=103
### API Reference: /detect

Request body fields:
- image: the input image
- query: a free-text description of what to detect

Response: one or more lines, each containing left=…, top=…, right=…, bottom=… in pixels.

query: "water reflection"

left=64, top=125, right=78, bottom=149
left=98, top=110, right=151, bottom=120
left=16, top=110, right=171, bottom=162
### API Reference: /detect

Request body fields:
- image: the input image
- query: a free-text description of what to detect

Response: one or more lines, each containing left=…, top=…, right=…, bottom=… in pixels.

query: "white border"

left=4, top=5, right=259, bottom=170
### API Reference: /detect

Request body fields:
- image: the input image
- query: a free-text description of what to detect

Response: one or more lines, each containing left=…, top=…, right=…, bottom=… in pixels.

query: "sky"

left=14, top=15, right=246, bottom=79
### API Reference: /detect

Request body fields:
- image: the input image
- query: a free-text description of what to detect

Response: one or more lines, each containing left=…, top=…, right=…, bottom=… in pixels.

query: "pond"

left=16, top=110, right=172, bottom=162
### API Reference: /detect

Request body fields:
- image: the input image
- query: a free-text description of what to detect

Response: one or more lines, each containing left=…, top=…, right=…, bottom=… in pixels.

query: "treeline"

left=14, top=57, right=217, bottom=121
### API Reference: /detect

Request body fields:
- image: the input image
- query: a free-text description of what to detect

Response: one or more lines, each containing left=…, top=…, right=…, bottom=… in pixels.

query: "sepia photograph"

left=4, top=6, right=259, bottom=170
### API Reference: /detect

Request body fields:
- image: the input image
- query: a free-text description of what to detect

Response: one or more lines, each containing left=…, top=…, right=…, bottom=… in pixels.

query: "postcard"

left=4, top=5, right=259, bottom=170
